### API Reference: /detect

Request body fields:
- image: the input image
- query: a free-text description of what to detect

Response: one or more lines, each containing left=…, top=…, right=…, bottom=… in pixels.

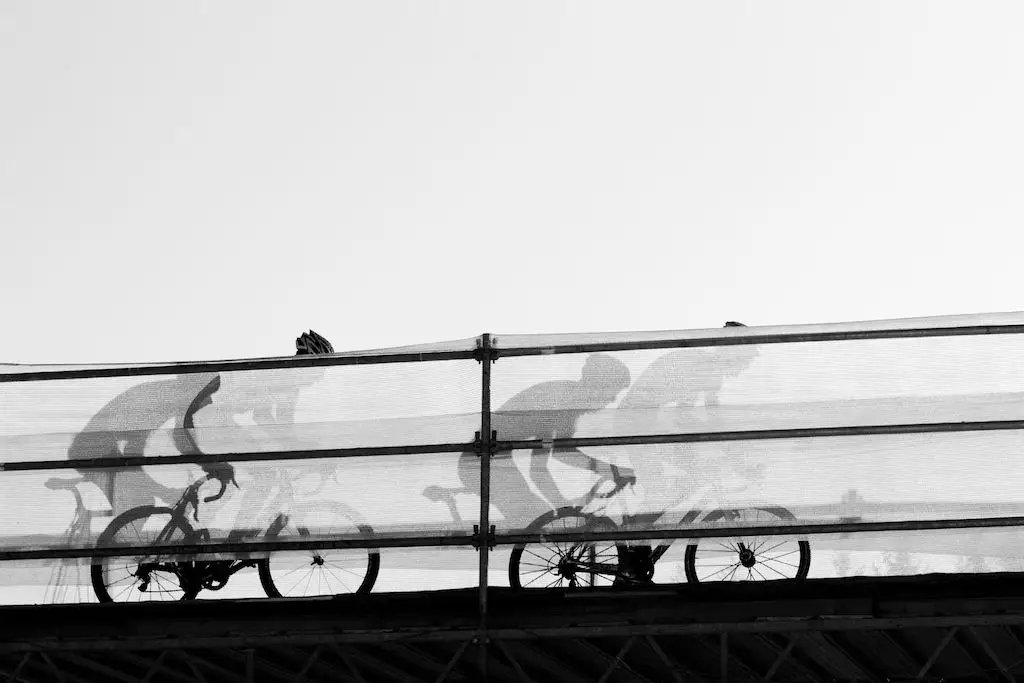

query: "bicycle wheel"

left=258, top=502, right=380, bottom=598
left=91, top=506, right=199, bottom=602
left=509, top=508, right=618, bottom=590
left=684, top=507, right=810, bottom=583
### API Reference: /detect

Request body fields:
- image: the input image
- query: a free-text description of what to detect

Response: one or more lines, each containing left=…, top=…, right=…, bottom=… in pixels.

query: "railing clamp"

left=473, top=430, right=500, bottom=456
left=472, top=524, right=496, bottom=551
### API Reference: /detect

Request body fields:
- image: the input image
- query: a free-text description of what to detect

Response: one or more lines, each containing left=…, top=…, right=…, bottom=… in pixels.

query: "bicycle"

left=90, top=463, right=380, bottom=602
left=508, top=463, right=811, bottom=589
left=43, top=476, right=112, bottom=603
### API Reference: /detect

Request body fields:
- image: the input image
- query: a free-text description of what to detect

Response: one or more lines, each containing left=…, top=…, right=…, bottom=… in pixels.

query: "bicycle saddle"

left=45, top=476, right=85, bottom=490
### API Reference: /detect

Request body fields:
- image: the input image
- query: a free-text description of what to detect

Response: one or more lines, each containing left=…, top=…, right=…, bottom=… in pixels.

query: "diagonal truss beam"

left=335, top=646, right=368, bottom=683
left=761, top=634, right=801, bottom=683
left=494, top=640, right=535, bottom=683
left=140, top=650, right=169, bottom=683
left=817, top=632, right=882, bottom=683
left=39, top=653, right=68, bottom=683
left=3, top=653, right=32, bottom=683
left=916, top=627, right=958, bottom=681
left=643, top=637, right=686, bottom=683
left=968, top=627, right=1018, bottom=683
left=432, top=640, right=470, bottom=683
left=594, top=638, right=643, bottom=683
left=289, top=645, right=321, bottom=683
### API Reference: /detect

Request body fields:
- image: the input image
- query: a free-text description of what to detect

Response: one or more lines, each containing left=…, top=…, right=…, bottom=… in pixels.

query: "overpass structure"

left=5, top=313, right=1024, bottom=681
left=3, top=573, right=1024, bottom=682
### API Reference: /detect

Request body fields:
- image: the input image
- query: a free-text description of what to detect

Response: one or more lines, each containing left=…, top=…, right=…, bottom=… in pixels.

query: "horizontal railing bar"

left=496, top=419, right=1024, bottom=452
left=0, top=441, right=475, bottom=472
left=494, top=515, right=1024, bottom=546
left=0, top=532, right=478, bottom=562
left=494, top=323, right=1024, bottom=357
left=6, top=515, right=1024, bottom=563
left=8, top=321, right=1024, bottom=383
left=5, top=418, right=1023, bottom=473
left=0, top=349, right=478, bottom=383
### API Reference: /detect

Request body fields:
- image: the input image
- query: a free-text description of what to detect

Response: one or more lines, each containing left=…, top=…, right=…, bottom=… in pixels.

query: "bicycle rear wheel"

left=258, top=502, right=379, bottom=598
left=684, top=507, right=810, bottom=583
left=509, top=508, right=618, bottom=590
left=91, top=506, right=199, bottom=602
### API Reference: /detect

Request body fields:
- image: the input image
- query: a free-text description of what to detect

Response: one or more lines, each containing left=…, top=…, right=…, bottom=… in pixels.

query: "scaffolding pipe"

left=477, top=333, right=494, bottom=679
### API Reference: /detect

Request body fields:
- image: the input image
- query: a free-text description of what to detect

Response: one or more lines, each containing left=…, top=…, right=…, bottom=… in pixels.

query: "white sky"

left=2, top=2, right=1023, bottom=364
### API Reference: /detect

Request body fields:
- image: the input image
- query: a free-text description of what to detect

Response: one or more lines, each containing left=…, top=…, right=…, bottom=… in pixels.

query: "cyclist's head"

left=295, top=330, right=335, bottom=356
left=720, top=321, right=758, bottom=375
left=580, top=353, right=631, bottom=401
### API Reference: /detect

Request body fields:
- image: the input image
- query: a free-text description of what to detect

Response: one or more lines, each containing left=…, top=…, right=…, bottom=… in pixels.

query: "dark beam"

left=760, top=634, right=799, bottom=683
left=335, top=645, right=419, bottom=683
left=140, top=650, right=169, bottom=683
left=217, top=647, right=317, bottom=683
left=493, top=640, right=535, bottom=683
left=3, top=653, right=32, bottom=683
left=0, top=529, right=473, bottom=563
left=593, top=638, right=640, bottom=683
left=1, top=348, right=477, bottom=383
left=168, top=650, right=208, bottom=683
left=431, top=639, right=470, bottom=683
left=641, top=637, right=686, bottom=683
left=873, top=631, right=924, bottom=677
left=700, top=633, right=761, bottom=683
left=511, top=642, right=591, bottom=683
left=38, top=653, right=67, bottom=683
left=968, top=627, right=1017, bottom=683
left=276, top=646, right=361, bottom=683
left=493, top=322, right=1024, bottom=358
left=177, top=651, right=246, bottom=683
left=288, top=646, right=321, bottom=683
left=118, top=652, right=198, bottom=683
left=492, top=515, right=1024, bottom=549
left=817, top=632, right=883, bottom=683
left=950, top=629, right=997, bottom=682
left=335, top=646, right=368, bottom=683
left=0, top=440, right=471, bottom=473
left=756, top=634, right=823, bottom=683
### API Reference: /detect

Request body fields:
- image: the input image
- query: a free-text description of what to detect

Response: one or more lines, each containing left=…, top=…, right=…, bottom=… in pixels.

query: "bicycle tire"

left=683, top=506, right=810, bottom=584
left=509, top=507, right=618, bottom=590
left=91, top=505, right=200, bottom=602
left=258, top=502, right=380, bottom=598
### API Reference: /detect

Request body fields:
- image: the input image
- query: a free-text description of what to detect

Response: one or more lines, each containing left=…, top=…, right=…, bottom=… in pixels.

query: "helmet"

left=295, top=330, right=335, bottom=355
left=724, top=321, right=746, bottom=327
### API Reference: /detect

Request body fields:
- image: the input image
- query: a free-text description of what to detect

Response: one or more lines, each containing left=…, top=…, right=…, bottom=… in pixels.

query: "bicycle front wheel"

left=509, top=508, right=619, bottom=590
left=258, top=502, right=379, bottom=598
left=91, top=506, right=198, bottom=602
left=684, top=507, right=810, bottom=584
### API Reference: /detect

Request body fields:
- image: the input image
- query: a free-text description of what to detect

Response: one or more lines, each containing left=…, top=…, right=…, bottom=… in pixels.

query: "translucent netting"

left=3, top=315, right=1024, bottom=602
left=2, top=360, right=481, bottom=457
left=491, top=310, right=1024, bottom=351
left=0, top=336, right=479, bottom=376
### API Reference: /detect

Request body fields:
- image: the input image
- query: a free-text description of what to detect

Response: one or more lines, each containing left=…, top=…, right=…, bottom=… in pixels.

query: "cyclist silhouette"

left=609, top=322, right=760, bottom=583
left=495, top=353, right=632, bottom=510
left=426, top=353, right=632, bottom=528
left=67, top=330, right=335, bottom=522
left=616, top=321, right=759, bottom=513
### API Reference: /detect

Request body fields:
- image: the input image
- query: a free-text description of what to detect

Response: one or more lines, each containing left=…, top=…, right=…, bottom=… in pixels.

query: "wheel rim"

left=97, top=511, right=190, bottom=602
left=263, top=507, right=375, bottom=597
left=687, top=509, right=808, bottom=582
left=513, top=513, right=618, bottom=589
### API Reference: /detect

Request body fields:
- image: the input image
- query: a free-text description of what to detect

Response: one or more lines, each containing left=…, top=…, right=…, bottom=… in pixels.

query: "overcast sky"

left=3, top=1, right=1023, bottom=365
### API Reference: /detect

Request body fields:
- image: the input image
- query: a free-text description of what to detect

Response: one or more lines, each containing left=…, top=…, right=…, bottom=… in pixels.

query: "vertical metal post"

left=477, top=333, right=494, bottom=680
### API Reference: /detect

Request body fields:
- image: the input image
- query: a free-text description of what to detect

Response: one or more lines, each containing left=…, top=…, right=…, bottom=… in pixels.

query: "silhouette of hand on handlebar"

left=201, top=462, right=239, bottom=504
